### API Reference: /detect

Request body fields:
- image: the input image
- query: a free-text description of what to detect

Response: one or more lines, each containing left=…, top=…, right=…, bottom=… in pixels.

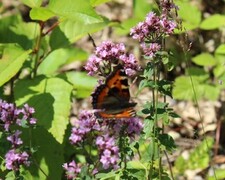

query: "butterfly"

left=92, top=64, right=136, bottom=119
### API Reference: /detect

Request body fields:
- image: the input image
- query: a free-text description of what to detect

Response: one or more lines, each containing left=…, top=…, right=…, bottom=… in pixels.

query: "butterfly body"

left=92, top=65, right=136, bottom=119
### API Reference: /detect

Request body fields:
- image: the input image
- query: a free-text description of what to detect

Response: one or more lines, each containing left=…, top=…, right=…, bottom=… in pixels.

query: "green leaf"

left=14, top=76, right=73, bottom=143
left=30, top=7, right=55, bottom=21
left=0, top=15, right=39, bottom=50
left=172, top=76, right=203, bottom=100
left=59, top=17, right=110, bottom=43
left=37, top=48, right=88, bottom=75
left=173, top=75, right=220, bottom=100
left=0, top=44, right=31, bottom=87
left=90, top=0, right=112, bottom=6
left=215, top=44, right=225, bottom=55
left=21, top=0, right=43, bottom=7
left=207, top=168, right=225, bottom=180
left=158, top=134, right=176, bottom=152
left=192, top=53, right=217, bottom=66
left=203, top=84, right=220, bottom=101
left=96, top=171, right=118, bottom=179
left=200, top=14, right=225, bottom=30
left=175, top=0, right=201, bottom=30
left=48, top=0, right=102, bottom=24
left=66, top=72, right=97, bottom=98
left=49, top=27, right=70, bottom=50
left=22, top=127, right=64, bottom=179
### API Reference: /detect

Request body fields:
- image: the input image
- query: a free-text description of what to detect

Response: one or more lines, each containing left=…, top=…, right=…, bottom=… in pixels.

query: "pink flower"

left=63, top=160, right=81, bottom=179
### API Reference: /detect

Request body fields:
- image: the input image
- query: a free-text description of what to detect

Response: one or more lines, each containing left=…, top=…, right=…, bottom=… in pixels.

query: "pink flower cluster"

left=130, top=11, right=176, bottom=42
left=64, top=110, right=143, bottom=178
left=63, top=160, right=81, bottom=180
left=0, top=99, right=37, bottom=171
left=69, top=110, right=100, bottom=145
left=85, top=41, right=140, bottom=76
left=130, top=1, right=177, bottom=58
left=96, top=134, right=119, bottom=169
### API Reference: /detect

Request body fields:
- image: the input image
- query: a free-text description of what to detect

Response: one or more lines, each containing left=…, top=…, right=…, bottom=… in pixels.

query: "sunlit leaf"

left=192, top=53, right=217, bottom=66
left=59, top=17, right=110, bottom=43
left=175, top=0, right=201, bottom=30
left=21, top=0, right=43, bottom=7
left=200, top=14, right=225, bottom=30
left=14, top=76, right=73, bottom=143
left=48, top=0, right=102, bottom=24
left=37, top=48, right=88, bottom=75
left=66, top=71, right=97, bottom=98
left=0, top=44, right=31, bottom=87
left=30, top=7, right=55, bottom=21
left=90, top=0, right=112, bottom=6
left=215, top=44, right=225, bottom=55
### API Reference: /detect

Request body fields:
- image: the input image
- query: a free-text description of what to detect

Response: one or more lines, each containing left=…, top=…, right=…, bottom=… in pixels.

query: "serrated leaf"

left=21, top=0, right=43, bottom=7
left=200, top=14, right=225, bottom=30
left=37, top=48, right=88, bottom=75
left=0, top=44, right=31, bottom=87
left=14, top=76, right=73, bottom=143
left=66, top=71, right=97, bottom=98
left=192, top=53, right=217, bottom=66
left=30, top=7, right=55, bottom=21
left=48, top=0, right=102, bottom=24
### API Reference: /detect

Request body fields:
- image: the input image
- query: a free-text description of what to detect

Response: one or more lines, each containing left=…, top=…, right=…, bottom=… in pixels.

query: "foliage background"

left=0, top=0, right=225, bottom=179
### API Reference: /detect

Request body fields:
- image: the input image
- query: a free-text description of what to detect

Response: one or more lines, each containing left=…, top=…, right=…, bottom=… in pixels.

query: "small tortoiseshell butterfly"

left=92, top=64, right=136, bottom=119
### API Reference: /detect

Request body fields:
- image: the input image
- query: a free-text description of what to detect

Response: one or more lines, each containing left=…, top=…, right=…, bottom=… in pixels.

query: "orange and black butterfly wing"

left=92, top=65, right=136, bottom=119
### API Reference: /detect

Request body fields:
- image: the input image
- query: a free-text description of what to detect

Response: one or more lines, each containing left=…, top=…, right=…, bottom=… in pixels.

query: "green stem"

left=33, top=21, right=44, bottom=78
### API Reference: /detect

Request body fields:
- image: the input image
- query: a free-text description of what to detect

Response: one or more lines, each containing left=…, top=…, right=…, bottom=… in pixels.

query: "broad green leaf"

left=203, top=84, right=220, bottom=101
left=0, top=15, right=39, bottom=49
left=200, top=14, right=225, bottom=30
left=172, top=76, right=203, bottom=100
left=173, top=75, right=220, bottom=101
left=37, top=48, right=88, bottom=75
left=21, top=0, right=43, bottom=7
left=186, top=67, right=209, bottom=82
left=90, top=0, right=112, bottom=6
left=48, top=0, right=102, bottom=24
left=49, top=27, right=70, bottom=50
left=66, top=71, right=97, bottom=98
left=59, top=17, right=110, bottom=43
left=215, top=44, right=225, bottom=55
left=192, top=53, right=217, bottom=66
left=22, top=127, right=64, bottom=179
left=30, top=7, right=55, bottom=21
left=14, top=76, right=73, bottom=143
left=0, top=44, right=31, bottom=87
left=175, top=0, right=201, bottom=30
